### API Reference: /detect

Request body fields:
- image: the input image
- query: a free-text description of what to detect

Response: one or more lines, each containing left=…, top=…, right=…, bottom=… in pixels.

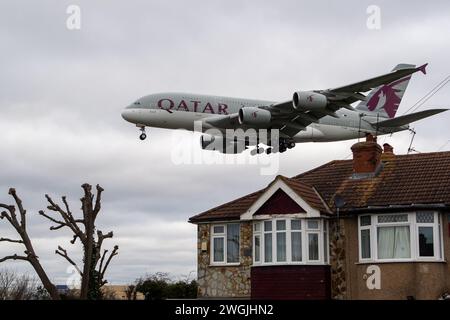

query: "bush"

left=135, top=272, right=197, bottom=300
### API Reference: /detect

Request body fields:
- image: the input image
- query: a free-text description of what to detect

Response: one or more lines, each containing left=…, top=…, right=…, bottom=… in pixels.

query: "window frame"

left=359, top=215, right=372, bottom=261
left=357, top=212, right=443, bottom=263
left=253, top=218, right=328, bottom=266
left=210, top=223, right=241, bottom=266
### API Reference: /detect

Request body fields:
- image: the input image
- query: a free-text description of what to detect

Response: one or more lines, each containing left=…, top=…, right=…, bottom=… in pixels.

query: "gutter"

left=336, top=203, right=450, bottom=215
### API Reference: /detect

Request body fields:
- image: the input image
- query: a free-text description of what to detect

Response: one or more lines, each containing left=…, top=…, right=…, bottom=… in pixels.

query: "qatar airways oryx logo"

left=170, top=121, right=280, bottom=176
left=366, top=77, right=410, bottom=118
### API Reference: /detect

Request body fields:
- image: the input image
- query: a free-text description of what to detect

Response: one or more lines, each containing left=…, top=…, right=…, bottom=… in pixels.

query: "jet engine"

left=200, top=134, right=245, bottom=154
left=292, top=91, right=328, bottom=110
left=238, top=107, right=271, bottom=127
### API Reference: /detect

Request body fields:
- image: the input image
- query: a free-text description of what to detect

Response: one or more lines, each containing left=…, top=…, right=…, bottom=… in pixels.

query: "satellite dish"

left=334, top=194, right=346, bottom=209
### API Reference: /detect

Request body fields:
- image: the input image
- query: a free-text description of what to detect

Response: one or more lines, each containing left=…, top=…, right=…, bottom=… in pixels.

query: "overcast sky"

left=1, top=0, right=449, bottom=285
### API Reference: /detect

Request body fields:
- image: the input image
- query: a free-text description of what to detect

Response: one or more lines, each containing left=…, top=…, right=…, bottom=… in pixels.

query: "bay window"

left=254, top=218, right=328, bottom=265
left=358, top=212, right=442, bottom=262
left=211, top=223, right=240, bottom=264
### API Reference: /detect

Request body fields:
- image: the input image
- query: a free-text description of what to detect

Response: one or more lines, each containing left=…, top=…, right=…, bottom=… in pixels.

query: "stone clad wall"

left=197, top=222, right=252, bottom=298
left=329, top=219, right=347, bottom=299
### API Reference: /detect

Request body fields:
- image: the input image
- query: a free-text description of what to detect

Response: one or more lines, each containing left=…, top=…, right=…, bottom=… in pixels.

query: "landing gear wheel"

left=257, top=147, right=264, bottom=154
left=266, top=147, right=272, bottom=155
left=288, top=142, right=296, bottom=149
left=138, top=126, right=147, bottom=141
left=250, top=148, right=258, bottom=156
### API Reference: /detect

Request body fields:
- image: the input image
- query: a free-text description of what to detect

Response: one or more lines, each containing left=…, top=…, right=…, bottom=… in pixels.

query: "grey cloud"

left=1, top=0, right=450, bottom=284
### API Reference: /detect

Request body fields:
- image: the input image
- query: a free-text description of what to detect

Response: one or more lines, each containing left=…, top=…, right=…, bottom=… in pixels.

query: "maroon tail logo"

left=366, top=77, right=410, bottom=118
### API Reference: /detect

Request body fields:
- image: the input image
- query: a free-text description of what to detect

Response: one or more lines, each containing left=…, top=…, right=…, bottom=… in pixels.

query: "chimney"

left=381, top=143, right=395, bottom=161
left=383, top=143, right=394, bottom=154
left=351, top=134, right=382, bottom=175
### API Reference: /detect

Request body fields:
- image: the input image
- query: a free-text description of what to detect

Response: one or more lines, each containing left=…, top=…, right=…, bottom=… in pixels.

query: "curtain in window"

left=254, top=236, right=260, bottom=262
left=308, top=233, right=319, bottom=260
left=213, top=238, right=224, bottom=262
left=291, top=232, right=302, bottom=261
left=264, top=234, right=272, bottom=262
left=227, top=224, right=240, bottom=263
left=361, top=229, right=371, bottom=259
left=377, top=226, right=410, bottom=259
left=276, top=233, right=286, bottom=262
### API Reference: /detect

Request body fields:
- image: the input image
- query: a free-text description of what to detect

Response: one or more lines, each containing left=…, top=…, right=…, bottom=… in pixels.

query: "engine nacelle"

left=238, top=107, right=271, bottom=127
left=200, top=134, right=245, bottom=154
left=292, top=91, right=328, bottom=110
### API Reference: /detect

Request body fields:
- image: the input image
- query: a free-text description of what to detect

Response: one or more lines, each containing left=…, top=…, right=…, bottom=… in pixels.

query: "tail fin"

left=356, top=64, right=415, bottom=118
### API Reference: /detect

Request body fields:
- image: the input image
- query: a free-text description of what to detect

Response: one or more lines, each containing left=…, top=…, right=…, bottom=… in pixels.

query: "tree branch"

left=96, top=230, right=113, bottom=252
left=9, top=188, right=27, bottom=230
left=0, top=254, right=29, bottom=263
left=38, top=210, right=67, bottom=230
left=55, top=246, right=82, bottom=276
left=43, top=195, right=86, bottom=243
left=0, top=237, right=24, bottom=244
left=100, top=245, right=119, bottom=283
left=93, top=185, right=104, bottom=218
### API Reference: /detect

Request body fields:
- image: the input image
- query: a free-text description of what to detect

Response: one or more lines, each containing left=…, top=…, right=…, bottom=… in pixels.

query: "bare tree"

left=0, top=184, right=119, bottom=300
left=0, top=269, right=45, bottom=300
left=0, top=188, right=60, bottom=299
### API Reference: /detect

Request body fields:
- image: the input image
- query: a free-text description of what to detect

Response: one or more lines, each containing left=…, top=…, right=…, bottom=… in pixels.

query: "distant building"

left=55, top=284, right=70, bottom=295
left=102, top=285, right=145, bottom=300
left=189, top=135, right=450, bottom=299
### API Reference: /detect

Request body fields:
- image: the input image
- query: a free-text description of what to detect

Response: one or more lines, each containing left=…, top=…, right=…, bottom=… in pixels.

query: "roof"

left=189, top=150, right=450, bottom=223
left=296, top=151, right=450, bottom=211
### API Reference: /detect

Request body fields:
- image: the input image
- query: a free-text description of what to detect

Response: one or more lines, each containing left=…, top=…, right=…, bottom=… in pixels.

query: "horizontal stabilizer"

left=372, top=108, right=448, bottom=128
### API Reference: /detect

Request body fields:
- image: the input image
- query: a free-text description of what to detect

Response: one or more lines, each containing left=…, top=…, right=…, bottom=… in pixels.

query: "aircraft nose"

left=121, top=108, right=133, bottom=122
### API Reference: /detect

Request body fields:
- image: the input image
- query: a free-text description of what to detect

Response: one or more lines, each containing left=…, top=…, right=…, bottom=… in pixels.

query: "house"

left=188, top=135, right=450, bottom=300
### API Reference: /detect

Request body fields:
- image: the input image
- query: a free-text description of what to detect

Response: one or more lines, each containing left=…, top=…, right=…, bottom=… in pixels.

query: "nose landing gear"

left=138, top=126, right=147, bottom=140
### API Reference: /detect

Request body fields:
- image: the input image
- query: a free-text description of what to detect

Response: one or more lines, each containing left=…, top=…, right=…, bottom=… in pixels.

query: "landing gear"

left=250, top=145, right=265, bottom=156
left=277, top=138, right=295, bottom=153
left=138, top=126, right=147, bottom=140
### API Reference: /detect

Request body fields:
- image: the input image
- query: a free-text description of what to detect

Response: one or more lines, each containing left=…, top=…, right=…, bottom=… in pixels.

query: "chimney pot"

left=383, top=143, right=394, bottom=154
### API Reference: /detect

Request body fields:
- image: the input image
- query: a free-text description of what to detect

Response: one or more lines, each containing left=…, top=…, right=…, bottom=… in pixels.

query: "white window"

left=211, top=223, right=240, bottom=264
left=359, top=215, right=371, bottom=260
left=358, top=212, right=442, bottom=262
left=254, top=218, right=328, bottom=265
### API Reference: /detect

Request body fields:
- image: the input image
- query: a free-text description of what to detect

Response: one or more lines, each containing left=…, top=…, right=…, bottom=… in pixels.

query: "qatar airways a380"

left=121, top=63, right=447, bottom=154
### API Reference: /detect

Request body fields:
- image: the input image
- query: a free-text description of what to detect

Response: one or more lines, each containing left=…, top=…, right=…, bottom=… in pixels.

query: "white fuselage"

left=121, top=92, right=406, bottom=143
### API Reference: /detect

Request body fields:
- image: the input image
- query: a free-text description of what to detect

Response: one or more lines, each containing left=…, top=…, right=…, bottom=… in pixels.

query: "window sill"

left=209, top=263, right=241, bottom=267
left=252, top=262, right=330, bottom=267
left=356, top=259, right=446, bottom=265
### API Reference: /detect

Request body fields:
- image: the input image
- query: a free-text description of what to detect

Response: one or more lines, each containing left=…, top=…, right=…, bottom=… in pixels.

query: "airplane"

left=121, top=63, right=448, bottom=154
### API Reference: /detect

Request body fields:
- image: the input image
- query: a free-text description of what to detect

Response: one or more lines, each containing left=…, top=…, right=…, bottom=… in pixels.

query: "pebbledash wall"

left=341, top=214, right=450, bottom=300
left=197, top=222, right=252, bottom=298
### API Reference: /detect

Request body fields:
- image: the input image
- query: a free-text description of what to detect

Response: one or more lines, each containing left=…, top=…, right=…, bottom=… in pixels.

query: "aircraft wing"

left=329, top=63, right=427, bottom=94
left=265, top=63, right=429, bottom=137
left=371, top=108, right=448, bottom=128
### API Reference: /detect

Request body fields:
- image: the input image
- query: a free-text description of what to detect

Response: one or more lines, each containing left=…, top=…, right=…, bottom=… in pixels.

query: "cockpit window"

left=134, top=101, right=141, bottom=105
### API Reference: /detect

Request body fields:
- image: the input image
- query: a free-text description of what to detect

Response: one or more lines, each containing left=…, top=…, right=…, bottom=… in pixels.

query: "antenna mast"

left=407, top=128, right=417, bottom=154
